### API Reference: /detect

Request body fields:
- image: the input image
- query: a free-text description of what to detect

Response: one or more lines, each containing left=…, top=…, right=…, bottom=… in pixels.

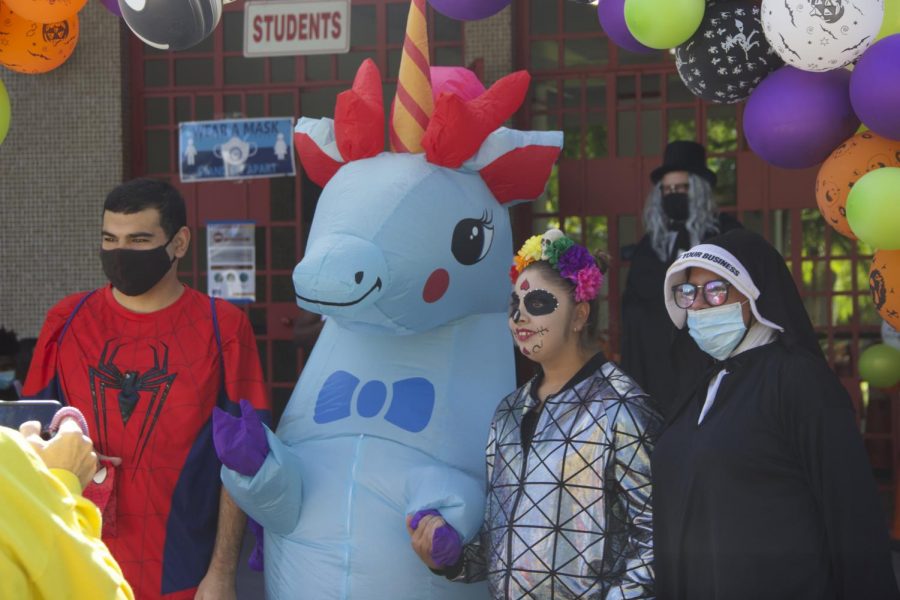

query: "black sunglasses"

left=672, top=280, right=732, bottom=309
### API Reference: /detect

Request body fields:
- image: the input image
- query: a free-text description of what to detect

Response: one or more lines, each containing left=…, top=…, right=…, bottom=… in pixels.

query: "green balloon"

left=624, top=0, right=705, bottom=49
left=876, top=0, right=900, bottom=41
left=846, top=167, right=900, bottom=250
left=859, top=343, right=900, bottom=388
left=0, top=77, right=9, bottom=146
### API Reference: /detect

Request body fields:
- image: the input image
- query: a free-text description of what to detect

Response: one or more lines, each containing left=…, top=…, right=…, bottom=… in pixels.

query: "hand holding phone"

left=20, top=418, right=98, bottom=489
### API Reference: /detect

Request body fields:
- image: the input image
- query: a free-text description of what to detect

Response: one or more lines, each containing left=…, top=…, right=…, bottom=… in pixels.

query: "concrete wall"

left=0, top=2, right=125, bottom=337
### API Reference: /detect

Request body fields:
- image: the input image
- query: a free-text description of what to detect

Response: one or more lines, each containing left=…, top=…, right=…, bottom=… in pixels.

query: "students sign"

left=243, top=0, right=351, bottom=58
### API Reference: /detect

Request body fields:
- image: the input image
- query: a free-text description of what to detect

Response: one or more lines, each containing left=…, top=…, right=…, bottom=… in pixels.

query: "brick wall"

left=0, top=2, right=124, bottom=337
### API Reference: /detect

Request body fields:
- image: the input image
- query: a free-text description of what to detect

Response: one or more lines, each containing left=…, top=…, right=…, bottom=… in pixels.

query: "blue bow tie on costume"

left=314, top=371, right=435, bottom=433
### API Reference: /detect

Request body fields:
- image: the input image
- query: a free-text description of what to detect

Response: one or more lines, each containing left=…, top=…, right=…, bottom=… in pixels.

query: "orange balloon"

left=4, top=0, right=86, bottom=23
left=870, top=250, right=900, bottom=331
left=815, top=131, right=900, bottom=240
left=0, top=3, right=78, bottom=74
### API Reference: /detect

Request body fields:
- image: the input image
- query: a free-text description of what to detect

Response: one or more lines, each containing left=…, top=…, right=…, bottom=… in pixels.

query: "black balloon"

left=118, top=0, right=221, bottom=51
left=675, top=1, right=782, bottom=104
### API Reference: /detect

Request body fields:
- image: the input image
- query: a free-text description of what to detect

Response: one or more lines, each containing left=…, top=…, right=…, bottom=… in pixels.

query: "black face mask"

left=662, top=192, right=690, bottom=222
left=100, top=237, right=176, bottom=297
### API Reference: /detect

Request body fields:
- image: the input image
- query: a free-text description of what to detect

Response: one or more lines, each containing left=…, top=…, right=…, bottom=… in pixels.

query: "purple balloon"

left=743, top=66, right=860, bottom=170
left=598, top=0, right=654, bottom=54
left=100, top=0, right=122, bottom=17
left=850, top=34, right=900, bottom=142
left=429, top=0, right=510, bottom=21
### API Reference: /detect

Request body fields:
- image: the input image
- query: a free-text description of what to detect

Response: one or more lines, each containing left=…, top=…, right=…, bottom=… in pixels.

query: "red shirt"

left=24, top=285, right=270, bottom=599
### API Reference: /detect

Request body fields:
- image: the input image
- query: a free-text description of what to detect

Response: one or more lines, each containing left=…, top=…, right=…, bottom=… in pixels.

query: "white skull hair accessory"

left=541, top=228, right=565, bottom=259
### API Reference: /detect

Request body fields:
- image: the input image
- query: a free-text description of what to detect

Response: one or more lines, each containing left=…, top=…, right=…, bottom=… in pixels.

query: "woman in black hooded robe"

left=652, top=229, right=899, bottom=600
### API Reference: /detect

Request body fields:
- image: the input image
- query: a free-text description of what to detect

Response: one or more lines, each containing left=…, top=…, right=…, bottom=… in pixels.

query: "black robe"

left=620, top=214, right=740, bottom=413
left=652, top=341, right=899, bottom=600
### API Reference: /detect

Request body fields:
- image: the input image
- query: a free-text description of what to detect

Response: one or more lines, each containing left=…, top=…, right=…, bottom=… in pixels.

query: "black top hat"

left=650, top=140, right=717, bottom=187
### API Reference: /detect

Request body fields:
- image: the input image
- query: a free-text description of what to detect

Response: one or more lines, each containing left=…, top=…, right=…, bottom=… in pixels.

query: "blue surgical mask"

left=686, top=301, right=748, bottom=361
left=0, top=370, right=15, bottom=390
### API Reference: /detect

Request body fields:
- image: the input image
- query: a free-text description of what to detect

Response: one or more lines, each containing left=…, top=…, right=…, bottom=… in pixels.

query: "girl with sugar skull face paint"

left=409, top=229, right=664, bottom=599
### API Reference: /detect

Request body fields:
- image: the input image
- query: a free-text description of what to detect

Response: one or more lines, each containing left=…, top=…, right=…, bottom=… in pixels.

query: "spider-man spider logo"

left=88, top=339, right=177, bottom=471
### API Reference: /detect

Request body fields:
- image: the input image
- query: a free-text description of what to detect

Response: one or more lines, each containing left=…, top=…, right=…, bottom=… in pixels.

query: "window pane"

left=144, top=61, right=168, bottom=87
left=531, top=40, right=559, bottom=71
left=564, top=38, right=607, bottom=68
left=706, top=105, right=738, bottom=153
left=563, top=79, right=581, bottom=109
left=195, top=96, right=214, bottom=120
left=224, top=94, right=242, bottom=117
left=271, top=57, right=296, bottom=83
left=434, top=46, right=462, bottom=67
left=585, top=216, right=608, bottom=248
left=433, top=10, right=462, bottom=42
left=273, top=340, right=298, bottom=383
left=617, top=48, right=664, bottom=66
left=667, top=72, right=694, bottom=103
left=530, top=0, right=558, bottom=35
left=617, top=111, right=637, bottom=157
left=255, top=275, right=267, bottom=302
left=272, top=275, right=295, bottom=302
left=246, top=94, right=264, bottom=117
left=640, top=74, right=662, bottom=104
left=175, top=96, right=191, bottom=122
left=339, top=50, right=376, bottom=80
left=271, top=177, right=296, bottom=221
left=535, top=165, right=559, bottom=213
left=585, top=78, right=606, bottom=109
left=145, top=97, right=168, bottom=126
left=256, top=226, right=267, bottom=269
left=351, top=5, right=376, bottom=46
left=618, top=214, right=637, bottom=247
left=223, top=11, right=243, bottom=53
left=564, top=2, right=597, bottom=33
left=145, top=130, right=170, bottom=174
left=563, top=112, right=582, bottom=159
left=270, top=92, right=295, bottom=117
left=616, top=75, right=636, bottom=108
left=249, top=307, right=267, bottom=335
left=305, top=55, right=333, bottom=81
left=532, top=79, right=558, bottom=112
left=641, top=109, right=662, bottom=157
left=225, top=56, right=265, bottom=85
left=709, top=156, right=736, bottom=205
left=301, top=87, right=341, bottom=118
left=585, top=112, right=608, bottom=158
left=667, top=107, right=696, bottom=142
left=271, top=227, right=298, bottom=270
left=387, top=3, right=407, bottom=44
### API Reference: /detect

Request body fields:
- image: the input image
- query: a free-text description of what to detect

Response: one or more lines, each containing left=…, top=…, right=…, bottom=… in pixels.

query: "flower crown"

left=510, top=229, right=604, bottom=303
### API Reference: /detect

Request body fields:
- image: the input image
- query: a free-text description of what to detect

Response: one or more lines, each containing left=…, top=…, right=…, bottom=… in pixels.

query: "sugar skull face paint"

left=508, top=268, right=573, bottom=361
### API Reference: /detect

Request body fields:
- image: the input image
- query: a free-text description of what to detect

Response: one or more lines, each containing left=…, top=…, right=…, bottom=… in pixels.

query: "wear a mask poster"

left=207, top=222, right=256, bottom=303
left=179, top=118, right=296, bottom=182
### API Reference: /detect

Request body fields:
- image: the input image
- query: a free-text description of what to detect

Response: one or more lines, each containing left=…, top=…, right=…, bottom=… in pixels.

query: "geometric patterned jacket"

left=452, top=353, right=662, bottom=599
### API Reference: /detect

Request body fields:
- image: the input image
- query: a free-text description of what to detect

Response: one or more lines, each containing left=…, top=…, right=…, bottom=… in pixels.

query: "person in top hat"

left=620, top=140, right=741, bottom=416
left=652, top=229, right=899, bottom=600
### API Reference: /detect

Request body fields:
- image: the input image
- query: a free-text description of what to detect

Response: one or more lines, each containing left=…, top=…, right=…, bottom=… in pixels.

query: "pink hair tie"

left=49, top=406, right=90, bottom=436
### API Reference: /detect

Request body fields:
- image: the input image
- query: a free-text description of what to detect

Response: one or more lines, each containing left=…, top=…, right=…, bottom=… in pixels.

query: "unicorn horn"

left=390, top=0, right=433, bottom=153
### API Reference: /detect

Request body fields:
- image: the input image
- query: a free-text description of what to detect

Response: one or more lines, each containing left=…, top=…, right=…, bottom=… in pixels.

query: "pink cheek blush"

left=423, top=268, right=450, bottom=303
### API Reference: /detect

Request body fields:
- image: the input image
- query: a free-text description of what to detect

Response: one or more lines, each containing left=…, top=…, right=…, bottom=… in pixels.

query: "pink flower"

left=573, top=265, right=603, bottom=302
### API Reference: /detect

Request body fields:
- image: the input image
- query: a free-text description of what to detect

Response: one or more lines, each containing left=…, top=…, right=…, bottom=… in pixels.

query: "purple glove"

left=247, top=518, right=264, bottom=571
left=212, top=399, right=269, bottom=477
left=409, top=509, right=462, bottom=568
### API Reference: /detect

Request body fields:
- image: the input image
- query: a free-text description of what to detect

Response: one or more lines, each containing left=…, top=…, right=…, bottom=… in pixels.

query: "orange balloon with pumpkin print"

left=870, top=249, right=900, bottom=331
left=0, top=2, right=79, bottom=74
left=815, top=131, right=900, bottom=240
left=3, top=0, right=86, bottom=24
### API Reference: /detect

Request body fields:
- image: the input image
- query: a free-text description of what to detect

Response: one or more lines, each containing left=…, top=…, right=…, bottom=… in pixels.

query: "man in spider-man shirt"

left=23, top=178, right=271, bottom=600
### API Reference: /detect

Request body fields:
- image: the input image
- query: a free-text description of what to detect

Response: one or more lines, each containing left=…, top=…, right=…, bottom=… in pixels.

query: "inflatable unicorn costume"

left=213, top=2, right=562, bottom=598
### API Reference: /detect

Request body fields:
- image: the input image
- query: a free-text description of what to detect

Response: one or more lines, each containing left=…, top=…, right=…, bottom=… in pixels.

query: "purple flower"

left=557, top=244, right=594, bottom=280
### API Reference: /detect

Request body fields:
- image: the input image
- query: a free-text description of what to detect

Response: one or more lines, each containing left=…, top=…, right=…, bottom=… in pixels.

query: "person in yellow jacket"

left=0, top=417, right=134, bottom=599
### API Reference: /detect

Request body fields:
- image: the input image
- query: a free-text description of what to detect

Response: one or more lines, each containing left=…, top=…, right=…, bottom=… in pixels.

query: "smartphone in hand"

left=0, top=400, right=63, bottom=439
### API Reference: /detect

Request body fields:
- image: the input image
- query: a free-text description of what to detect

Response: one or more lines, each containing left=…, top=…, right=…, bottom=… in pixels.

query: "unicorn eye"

left=451, top=213, right=494, bottom=265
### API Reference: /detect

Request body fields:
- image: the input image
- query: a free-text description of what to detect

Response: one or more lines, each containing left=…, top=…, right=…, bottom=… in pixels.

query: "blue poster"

left=179, top=117, right=296, bottom=182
